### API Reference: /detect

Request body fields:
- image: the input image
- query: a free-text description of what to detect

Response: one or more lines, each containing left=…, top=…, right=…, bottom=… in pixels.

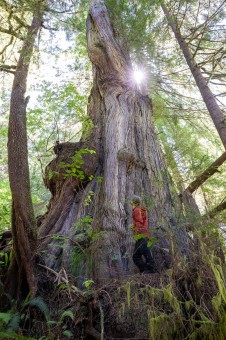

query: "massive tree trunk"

left=161, top=4, right=226, bottom=150
left=5, top=3, right=44, bottom=298
left=39, top=0, right=190, bottom=281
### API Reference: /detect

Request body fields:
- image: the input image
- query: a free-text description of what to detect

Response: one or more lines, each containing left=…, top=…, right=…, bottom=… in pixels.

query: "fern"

left=7, top=312, right=20, bottom=332
left=63, top=330, right=74, bottom=338
left=0, top=312, right=11, bottom=324
left=59, top=310, right=74, bottom=323
left=24, top=297, right=50, bottom=321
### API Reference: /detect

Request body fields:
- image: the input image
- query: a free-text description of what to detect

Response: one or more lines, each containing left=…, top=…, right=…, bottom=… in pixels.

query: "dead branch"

left=38, top=263, right=82, bottom=294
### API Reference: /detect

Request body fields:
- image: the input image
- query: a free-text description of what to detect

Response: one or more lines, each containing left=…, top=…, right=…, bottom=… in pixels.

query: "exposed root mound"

left=15, top=261, right=226, bottom=340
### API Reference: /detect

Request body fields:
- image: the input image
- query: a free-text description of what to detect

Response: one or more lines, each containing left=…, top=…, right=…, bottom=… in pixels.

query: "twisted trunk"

left=39, top=0, right=189, bottom=281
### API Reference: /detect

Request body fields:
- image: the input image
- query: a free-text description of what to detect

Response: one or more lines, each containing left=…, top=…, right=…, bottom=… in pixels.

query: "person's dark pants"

left=133, top=238, right=154, bottom=273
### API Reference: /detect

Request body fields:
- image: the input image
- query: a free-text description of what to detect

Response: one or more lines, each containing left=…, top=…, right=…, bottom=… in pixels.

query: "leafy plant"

left=88, top=230, right=106, bottom=242
left=83, top=279, right=94, bottom=288
left=59, top=310, right=74, bottom=323
left=0, top=311, right=21, bottom=337
left=84, top=191, right=94, bottom=206
left=73, top=215, right=93, bottom=232
left=59, top=148, right=96, bottom=180
left=62, top=330, right=74, bottom=338
left=23, top=297, right=50, bottom=322
left=147, top=237, right=158, bottom=247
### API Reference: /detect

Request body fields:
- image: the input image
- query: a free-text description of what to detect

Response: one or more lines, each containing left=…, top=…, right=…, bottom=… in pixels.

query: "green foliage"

left=84, top=191, right=94, bottom=206
left=73, top=215, right=93, bottom=232
left=59, top=148, right=96, bottom=180
left=125, top=281, right=131, bottom=309
left=88, top=230, right=106, bottom=242
left=0, top=333, right=34, bottom=339
left=0, top=312, right=11, bottom=324
left=0, top=181, right=11, bottom=231
left=83, top=279, right=94, bottom=288
left=0, top=252, right=9, bottom=268
left=45, top=170, right=59, bottom=181
left=147, top=237, right=158, bottom=247
left=96, top=176, right=103, bottom=183
left=23, top=297, right=50, bottom=322
left=0, top=311, right=21, bottom=337
left=105, top=0, right=161, bottom=60
left=62, top=330, right=74, bottom=338
left=59, top=310, right=74, bottom=323
left=70, top=246, right=85, bottom=277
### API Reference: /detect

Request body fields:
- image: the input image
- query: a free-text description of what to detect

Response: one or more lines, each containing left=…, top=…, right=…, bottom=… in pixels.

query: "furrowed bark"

left=39, top=0, right=191, bottom=281
left=5, top=3, right=44, bottom=298
left=161, top=4, right=226, bottom=150
left=87, top=0, right=188, bottom=278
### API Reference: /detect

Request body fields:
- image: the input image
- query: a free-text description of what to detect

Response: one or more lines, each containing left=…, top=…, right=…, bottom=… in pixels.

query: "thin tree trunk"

left=161, top=4, right=226, bottom=150
left=6, top=3, right=44, bottom=298
left=184, top=151, right=226, bottom=193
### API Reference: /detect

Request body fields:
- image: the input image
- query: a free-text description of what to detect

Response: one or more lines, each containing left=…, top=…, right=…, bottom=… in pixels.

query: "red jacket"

left=132, top=206, right=150, bottom=238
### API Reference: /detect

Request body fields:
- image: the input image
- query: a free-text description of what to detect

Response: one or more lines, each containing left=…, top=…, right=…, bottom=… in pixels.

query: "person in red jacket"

left=131, top=196, right=154, bottom=274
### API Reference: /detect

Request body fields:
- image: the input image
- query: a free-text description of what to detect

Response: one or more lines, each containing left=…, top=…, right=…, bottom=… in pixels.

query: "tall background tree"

left=3, top=0, right=45, bottom=298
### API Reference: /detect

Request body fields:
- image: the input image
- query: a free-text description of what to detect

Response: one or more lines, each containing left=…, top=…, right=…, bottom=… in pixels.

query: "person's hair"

left=131, top=195, right=141, bottom=206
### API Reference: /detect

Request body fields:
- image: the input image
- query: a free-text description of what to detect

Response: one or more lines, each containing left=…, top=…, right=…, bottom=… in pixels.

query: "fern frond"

left=8, top=312, right=20, bottom=332
left=60, top=310, right=74, bottom=323
left=24, top=297, right=50, bottom=321
left=63, top=329, right=74, bottom=338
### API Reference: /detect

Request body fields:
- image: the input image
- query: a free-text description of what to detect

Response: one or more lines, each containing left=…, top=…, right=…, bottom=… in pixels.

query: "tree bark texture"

left=6, top=4, right=44, bottom=298
left=161, top=4, right=226, bottom=150
left=39, top=0, right=190, bottom=281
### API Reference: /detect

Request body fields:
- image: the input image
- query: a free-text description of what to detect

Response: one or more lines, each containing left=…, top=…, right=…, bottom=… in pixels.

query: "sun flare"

left=133, top=69, right=145, bottom=84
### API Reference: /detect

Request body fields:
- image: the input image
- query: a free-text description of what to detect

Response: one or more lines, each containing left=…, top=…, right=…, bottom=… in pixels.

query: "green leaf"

left=0, top=312, right=11, bottom=323
left=24, top=297, right=50, bottom=321
left=147, top=237, right=158, bottom=247
left=63, top=330, right=74, bottom=338
left=83, top=279, right=94, bottom=288
left=8, top=312, right=20, bottom=332
left=46, top=320, right=57, bottom=326
left=60, top=310, right=74, bottom=322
